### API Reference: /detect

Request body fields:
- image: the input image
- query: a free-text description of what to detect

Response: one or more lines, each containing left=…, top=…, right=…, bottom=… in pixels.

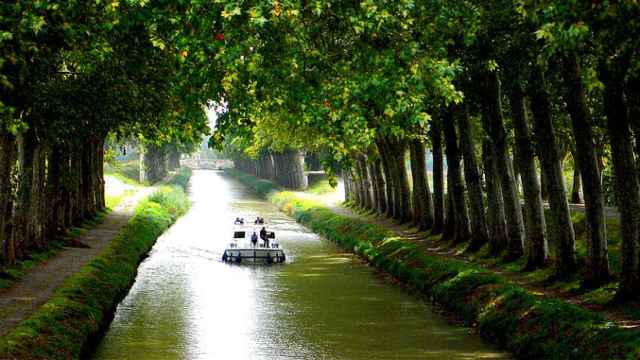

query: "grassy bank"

left=0, top=173, right=191, bottom=359
left=227, top=169, right=640, bottom=359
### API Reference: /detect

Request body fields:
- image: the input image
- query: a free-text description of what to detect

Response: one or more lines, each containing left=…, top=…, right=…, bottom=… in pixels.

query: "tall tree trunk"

left=356, top=155, right=372, bottom=209
left=46, top=144, right=63, bottom=239
left=510, top=81, right=548, bottom=268
left=455, top=104, right=488, bottom=250
left=563, top=55, right=609, bottom=283
left=570, top=163, right=583, bottom=204
left=443, top=108, right=470, bottom=244
left=344, top=170, right=354, bottom=203
left=443, top=191, right=456, bottom=242
left=601, top=62, right=640, bottom=300
left=283, top=149, right=307, bottom=190
left=72, top=144, right=85, bottom=224
left=430, top=118, right=446, bottom=234
left=168, top=147, right=181, bottom=170
left=368, top=160, right=381, bottom=212
left=30, top=144, right=47, bottom=249
left=0, top=130, right=17, bottom=266
left=540, top=169, right=550, bottom=201
left=409, top=140, right=434, bottom=230
left=377, top=138, right=395, bottom=218
left=96, top=138, right=106, bottom=210
left=530, top=66, right=578, bottom=276
left=483, top=140, right=508, bottom=255
left=387, top=137, right=411, bottom=223
left=82, top=140, right=97, bottom=217
left=350, top=167, right=362, bottom=206
left=14, top=130, right=37, bottom=258
left=264, top=154, right=275, bottom=180
left=480, top=71, right=525, bottom=259
left=371, top=157, right=387, bottom=214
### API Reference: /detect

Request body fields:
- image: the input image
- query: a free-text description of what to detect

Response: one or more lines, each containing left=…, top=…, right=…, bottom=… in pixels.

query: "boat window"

left=233, top=231, right=245, bottom=239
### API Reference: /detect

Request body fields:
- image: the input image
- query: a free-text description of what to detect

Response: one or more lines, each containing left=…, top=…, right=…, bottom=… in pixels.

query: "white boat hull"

left=222, top=248, right=286, bottom=264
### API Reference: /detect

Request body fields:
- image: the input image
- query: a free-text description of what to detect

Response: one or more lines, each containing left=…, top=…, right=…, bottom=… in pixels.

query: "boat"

left=222, top=218, right=286, bottom=264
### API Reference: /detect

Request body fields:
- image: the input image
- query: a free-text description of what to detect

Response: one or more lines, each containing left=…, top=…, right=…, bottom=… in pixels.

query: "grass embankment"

left=227, top=169, right=640, bottom=360
left=0, top=170, right=191, bottom=359
left=104, top=160, right=144, bottom=186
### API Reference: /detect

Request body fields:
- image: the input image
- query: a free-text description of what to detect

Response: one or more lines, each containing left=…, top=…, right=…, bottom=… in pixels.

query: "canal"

left=91, top=170, right=509, bottom=359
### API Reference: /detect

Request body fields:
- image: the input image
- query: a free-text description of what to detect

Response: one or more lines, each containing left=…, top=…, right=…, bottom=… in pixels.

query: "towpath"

left=0, top=176, right=165, bottom=337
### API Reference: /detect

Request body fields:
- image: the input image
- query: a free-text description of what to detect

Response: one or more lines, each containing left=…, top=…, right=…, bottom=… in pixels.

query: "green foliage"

left=0, top=186, right=190, bottom=359
left=233, top=171, right=640, bottom=359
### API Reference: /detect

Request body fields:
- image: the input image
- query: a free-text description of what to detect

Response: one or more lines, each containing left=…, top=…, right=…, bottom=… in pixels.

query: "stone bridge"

left=181, top=158, right=234, bottom=170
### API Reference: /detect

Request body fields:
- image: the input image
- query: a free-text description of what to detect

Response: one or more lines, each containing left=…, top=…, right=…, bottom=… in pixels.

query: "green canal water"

left=91, top=170, right=509, bottom=360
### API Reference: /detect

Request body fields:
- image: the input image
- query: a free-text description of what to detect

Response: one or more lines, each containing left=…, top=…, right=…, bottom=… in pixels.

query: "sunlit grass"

left=306, top=179, right=335, bottom=195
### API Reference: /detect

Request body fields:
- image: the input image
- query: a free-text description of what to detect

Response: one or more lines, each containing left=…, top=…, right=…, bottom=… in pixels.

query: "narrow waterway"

left=92, top=170, right=509, bottom=360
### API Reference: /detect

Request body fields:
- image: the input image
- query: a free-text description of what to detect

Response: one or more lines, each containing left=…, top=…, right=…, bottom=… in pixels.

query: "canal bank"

left=91, top=170, right=509, bottom=359
left=228, top=169, right=640, bottom=360
left=0, top=170, right=191, bottom=360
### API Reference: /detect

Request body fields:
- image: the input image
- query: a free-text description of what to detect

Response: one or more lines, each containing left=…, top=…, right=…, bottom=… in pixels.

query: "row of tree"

left=200, top=1, right=639, bottom=301
left=0, top=2, right=208, bottom=268
left=4, top=0, right=636, bottom=301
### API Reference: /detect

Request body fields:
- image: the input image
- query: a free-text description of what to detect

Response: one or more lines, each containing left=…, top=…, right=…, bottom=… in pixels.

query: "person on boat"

left=260, top=226, right=269, bottom=248
left=251, top=232, right=258, bottom=247
left=234, top=217, right=244, bottom=225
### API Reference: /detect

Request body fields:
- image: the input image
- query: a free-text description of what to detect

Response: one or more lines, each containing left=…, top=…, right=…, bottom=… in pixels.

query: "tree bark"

left=96, top=138, right=106, bottom=210
left=480, top=71, right=525, bottom=259
left=0, top=130, right=17, bottom=266
left=570, top=164, right=583, bottom=204
left=540, top=169, right=550, bottom=201
left=14, top=130, right=38, bottom=258
left=409, top=140, right=434, bottom=230
left=168, top=147, right=181, bottom=170
left=530, top=66, right=577, bottom=276
left=430, top=118, right=446, bottom=234
left=82, top=140, right=97, bottom=217
left=387, top=137, right=411, bottom=223
left=443, top=107, right=471, bottom=244
left=367, top=160, right=381, bottom=212
left=510, top=81, right=548, bottom=268
left=46, top=144, right=63, bottom=240
left=601, top=62, right=640, bottom=300
left=30, top=144, right=47, bottom=249
left=563, top=55, right=609, bottom=283
left=377, top=138, right=395, bottom=218
left=357, top=155, right=373, bottom=209
left=455, top=104, right=488, bottom=250
left=371, top=157, right=387, bottom=214
left=483, top=140, right=508, bottom=255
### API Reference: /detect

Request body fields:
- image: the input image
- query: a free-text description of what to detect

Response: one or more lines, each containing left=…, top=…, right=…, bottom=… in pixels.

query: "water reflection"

left=91, top=170, right=509, bottom=360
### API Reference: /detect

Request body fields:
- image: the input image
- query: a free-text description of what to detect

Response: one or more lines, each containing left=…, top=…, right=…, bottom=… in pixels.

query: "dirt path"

left=0, top=182, right=156, bottom=337
left=293, top=190, right=639, bottom=330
